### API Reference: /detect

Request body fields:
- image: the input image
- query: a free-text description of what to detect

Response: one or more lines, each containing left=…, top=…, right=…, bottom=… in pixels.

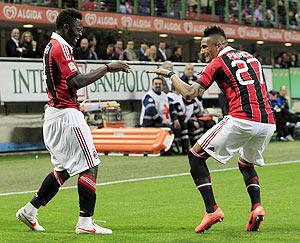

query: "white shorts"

left=43, top=107, right=100, bottom=176
left=197, top=115, right=276, bottom=166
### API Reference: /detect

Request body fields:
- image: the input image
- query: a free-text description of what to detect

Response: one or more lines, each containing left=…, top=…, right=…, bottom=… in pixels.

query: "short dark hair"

left=203, top=26, right=226, bottom=38
left=152, top=76, right=164, bottom=83
left=87, top=34, right=96, bottom=42
left=140, top=39, right=148, bottom=45
left=56, top=8, right=82, bottom=30
left=107, top=43, right=115, bottom=48
left=173, top=46, right=181, bottom=53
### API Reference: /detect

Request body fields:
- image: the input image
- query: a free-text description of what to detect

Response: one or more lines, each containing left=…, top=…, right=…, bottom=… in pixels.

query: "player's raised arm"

left=68, top=61, right=130, bottom=90
left=147, top=68, right=206, bottom=100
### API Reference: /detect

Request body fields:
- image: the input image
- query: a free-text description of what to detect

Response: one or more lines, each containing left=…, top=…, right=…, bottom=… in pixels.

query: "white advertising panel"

left=0, top=59, right=273, bottom=102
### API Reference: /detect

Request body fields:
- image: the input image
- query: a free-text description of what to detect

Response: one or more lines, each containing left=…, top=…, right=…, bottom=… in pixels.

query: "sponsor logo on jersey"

left=92, top=150, right=98, bottom=159
left=68, top=62, right=77, bottom=72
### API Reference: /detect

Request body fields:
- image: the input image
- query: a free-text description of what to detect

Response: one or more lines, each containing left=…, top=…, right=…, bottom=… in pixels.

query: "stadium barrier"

left=0, top=58, right=274, bottom=103
left=92, top=127, right=174, bottom=156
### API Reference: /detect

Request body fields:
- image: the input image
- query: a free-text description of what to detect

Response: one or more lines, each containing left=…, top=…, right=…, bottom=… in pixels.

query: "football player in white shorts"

left=16, top=8, right=129, bottom=234
left=149, top=26, right=276, bottom=233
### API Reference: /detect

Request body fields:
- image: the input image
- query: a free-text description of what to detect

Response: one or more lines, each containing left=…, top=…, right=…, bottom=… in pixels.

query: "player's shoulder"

left=203, top=57, right=222, bottom=74
left=50, top=39, right=72, bottom=58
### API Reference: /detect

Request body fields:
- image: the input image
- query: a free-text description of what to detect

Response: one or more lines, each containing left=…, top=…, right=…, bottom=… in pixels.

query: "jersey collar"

left=51, top=32, right=73, bottom=51
left=217, top=46, right=235, bottom=57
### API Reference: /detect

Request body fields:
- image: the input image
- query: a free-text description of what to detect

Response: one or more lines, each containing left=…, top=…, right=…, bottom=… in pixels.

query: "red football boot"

left=246, top=205, right=265, bottom=231
left=195, top=207, right=224, bottom=233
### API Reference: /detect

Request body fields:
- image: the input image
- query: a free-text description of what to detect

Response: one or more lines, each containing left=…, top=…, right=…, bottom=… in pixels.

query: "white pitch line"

left=0, top=160, right=299, bottom=197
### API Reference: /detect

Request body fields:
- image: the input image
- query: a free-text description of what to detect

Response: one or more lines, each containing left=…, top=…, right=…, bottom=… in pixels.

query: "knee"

left=56, top=170, right=70, bottom=182
left=81, top=166, right=98, bottom=180
left=238, top=159, right=259, bottom=184
left=53, top=169, right=70, bottom=186
left=188, top=150, right=208, bottom=177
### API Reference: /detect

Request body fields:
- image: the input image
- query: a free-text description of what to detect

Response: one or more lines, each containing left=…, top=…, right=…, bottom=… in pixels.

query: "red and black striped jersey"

left=198, top=46, right=275, bottom=124
left=42, top=32, right=79, bottom=109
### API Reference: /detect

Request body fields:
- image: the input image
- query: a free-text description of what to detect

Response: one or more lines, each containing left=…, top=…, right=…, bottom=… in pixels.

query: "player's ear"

left=216, top=42, right=223, bottom=52
left=62, top=23, right=70, bottom=32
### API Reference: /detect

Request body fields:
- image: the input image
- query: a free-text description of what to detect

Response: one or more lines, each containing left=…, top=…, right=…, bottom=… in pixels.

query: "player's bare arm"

left=69, top=61, right=130, bottom=90
left=148, top=68, right=206, bottom=99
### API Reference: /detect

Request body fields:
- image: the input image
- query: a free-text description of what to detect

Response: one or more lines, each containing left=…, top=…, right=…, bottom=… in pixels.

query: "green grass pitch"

left=0, top=141, right=299, bottom=242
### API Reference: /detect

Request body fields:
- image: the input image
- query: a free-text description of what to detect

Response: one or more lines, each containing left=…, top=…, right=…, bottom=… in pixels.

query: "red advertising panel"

left=1, top=3, right=300, bottom=43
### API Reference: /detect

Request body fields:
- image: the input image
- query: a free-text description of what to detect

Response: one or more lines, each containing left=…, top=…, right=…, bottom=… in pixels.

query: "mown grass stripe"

left=0, top=160, right=299, bottom=197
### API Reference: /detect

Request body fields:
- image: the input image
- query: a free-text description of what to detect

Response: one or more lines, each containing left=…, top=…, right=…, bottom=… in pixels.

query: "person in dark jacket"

left=156, top=41, right=167, bottom=62
left=169, top=46, right=183, bottom=62
left=73, top=38, right=90, bottom=60
left=20, top=31, right=39, bottom=58
left=6, top=28, right=23, bottom=57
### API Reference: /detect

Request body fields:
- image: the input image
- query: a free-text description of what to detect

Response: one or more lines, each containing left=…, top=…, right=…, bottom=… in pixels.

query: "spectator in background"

left=281, top=52, right=293, bottom=68
left=74, top=38, right=90, bottom=60
left=278, top=85, right=300, bottom=118
left=140, top=76, right=170, bottom=127
left=200, top=0, right=211, bottom=14
left=142, top=44, right=157, bottom=62
left=273, top=56, right=282, bottom=68
left=180, top=63, right=197, bottom=84
left=6, top=28, right=23, bottom=57
left=290, top=54, right=297, bottom=67
left=278, top=0, right=286, bottom=28
left=156, top=0, right=166, bottom=17
left=62, top=0, right=76, bottom=8
left=170, top=0, right=180, bottom=18
left=123, top=40, right=139, bottom=61
left=161, top=61, right=174, bottom=92
left=137, top=40, right=149, bottom=61
left=216, top=0, right=225, bottom=22
left=193, top=50, right=204, bottom=63
left=269, top=89, right=295, bottom=142
left=289, top=10, right=297, bottom=30
left=88, top=35, right=98, bottom=60
left=296, top=12, right=300, bottom=30
left=120, top=0, right=132, bottom=14
left=99, top=43, right=117, bottom=60
left=157, top=41, right=167, bottom=62
left=183, top=97, right=204, bottom=146
left=167, top=84, right=190, bottom=154
left=169, top=46, right=183, bottom=62
left=114, top=39, right=124, bottom=60
left=254, top=4, right=264, bottom=27
left=269, top=90, right=287, bottom=141
left=228, top=0, right=239, bottom=24
left=81, top=0, right=97, bottom=11
left=139, top=0, right=149, bottom=15
left=278, top=85, right=290, bottom=109
left=242, top=5, right=252, bottom=25
left=88, top=43, right=98, bottom=60
left=88, top=35, right=97, bottom=49
left=266, top=9, right=275, bottom=28
left=20, top=31, right=39, bottom=58
left=186, top=3, right=197, bottom=20
left=278, top=85, right=300, bottom=140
